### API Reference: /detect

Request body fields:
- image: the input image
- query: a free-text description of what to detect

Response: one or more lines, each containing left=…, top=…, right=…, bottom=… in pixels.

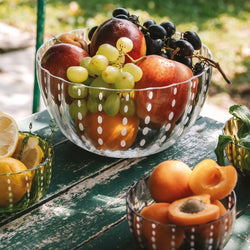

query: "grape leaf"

left=229, top=105, right=250, bottom=138
left=215, top=135, right=233, bottom=166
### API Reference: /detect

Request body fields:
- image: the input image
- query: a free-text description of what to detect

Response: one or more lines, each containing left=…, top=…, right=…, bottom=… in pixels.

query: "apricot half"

left=189, top=159, right=237, bottom=200
left=134, top=203, right=184, bottom=250
left=168, top=194, right=220, bottom=226
left=148, top=160, right=193, bottom=203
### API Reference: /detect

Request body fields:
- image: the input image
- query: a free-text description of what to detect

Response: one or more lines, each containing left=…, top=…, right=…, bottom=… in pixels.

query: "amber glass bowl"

left=36, top=29, right=213, bottom=158
left=223, top=117, right=250, bottom=176
left=126, top=176, right=236, bottom=250
left=0, top=132, right=54, bottom=213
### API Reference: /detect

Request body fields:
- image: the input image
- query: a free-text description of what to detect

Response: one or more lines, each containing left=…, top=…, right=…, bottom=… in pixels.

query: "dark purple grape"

left=115, top=14, right=129, bottom=20
left=193, top=62, right=205, bottom=75
left=88, top=25, right=98, bottom=41
left=129, top=14, right=140, bottom=25
left=148, top=24, right=167, bottom=39
left=112, top=8, right=130, bottom=17
left=165, top=37, right=176, bottom=49
left=160, top=21, right=176, bottom=37
left=183, top=31, right=202, bottom=50
left=173, top=39, right=194, bottom=57
left=144, top=35, right=163, bottom=55
left=143, top=19, right=156, bottom=29
left=173, top=54, right=192, bottom=68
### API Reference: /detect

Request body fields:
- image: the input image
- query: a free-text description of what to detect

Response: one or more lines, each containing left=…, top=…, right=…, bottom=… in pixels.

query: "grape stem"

left=124, top=52, right=146, bottom=64
left=192, top=53, right=231, bottom=84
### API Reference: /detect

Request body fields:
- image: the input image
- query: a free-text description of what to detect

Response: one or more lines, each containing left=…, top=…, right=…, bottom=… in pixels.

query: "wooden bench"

left=0, top=109, right=249, bottom=249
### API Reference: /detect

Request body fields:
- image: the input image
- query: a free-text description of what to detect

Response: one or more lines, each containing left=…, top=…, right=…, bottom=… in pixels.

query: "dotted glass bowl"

left=36, top=29, right=212, bottom=158
left=0, top=132, right=54, bottom=213
left=223, top=117, right=250, bottom=176
left=126, top=176, right=236, bottom=250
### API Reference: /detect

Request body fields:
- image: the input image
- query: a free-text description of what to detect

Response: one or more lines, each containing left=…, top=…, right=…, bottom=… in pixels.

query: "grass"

left=1, top=0, right=249, bottom=107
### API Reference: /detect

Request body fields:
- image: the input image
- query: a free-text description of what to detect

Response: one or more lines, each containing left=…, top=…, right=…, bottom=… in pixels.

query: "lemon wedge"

left=0, top=111, right=19, bottom=158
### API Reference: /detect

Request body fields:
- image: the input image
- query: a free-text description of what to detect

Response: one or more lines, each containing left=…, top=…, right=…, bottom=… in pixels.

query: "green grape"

left=89, top=76, right=112, bottom=99
left=96, top=44, right=119, bottom=63
left=103, top=93, right=121, bottom=116
left=80, top=57, right=91, bottom=69
left=119, top=97, right=136, bottom=116
left=89, top=55, right=109, bottom=71
left=66, top=66, right=88, bottom=83
left=101, top=66, right=120, bottom=84
left=116, top=37, right=133, bottom=53
left=87, top=97, right=103, bottom=114
left=68, top=83, right=88, bottom=99
left=114, top=72, right=135, bottom=89
left=88, top=63, right=103, bottom=77
left=114, top=54, right=125, bottom=65
left=69, top=99, right=88, bottom=119
left=122, top=63, right=143, bottom=82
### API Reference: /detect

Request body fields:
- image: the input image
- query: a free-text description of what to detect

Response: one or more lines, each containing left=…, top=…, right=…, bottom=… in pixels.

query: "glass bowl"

left=223, top=117, right=250, bottom=176
left=126, top=176, right=236, bottom=250
left=0, top=132, right=54, bottom=213
left=36, top=28, right=212, bottom=158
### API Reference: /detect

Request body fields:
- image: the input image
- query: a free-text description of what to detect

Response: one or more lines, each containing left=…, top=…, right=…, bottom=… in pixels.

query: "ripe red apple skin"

left=90, top=18, right=146, bottom=62
left=135, top=55, right=196, bottom=128
left=55, top=33, right=89, bottom=52
left=41, top=43, right=89, bottom=104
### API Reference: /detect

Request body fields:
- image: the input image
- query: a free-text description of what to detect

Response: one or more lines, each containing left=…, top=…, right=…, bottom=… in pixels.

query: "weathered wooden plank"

left=1, top=112, right=249, bottom=249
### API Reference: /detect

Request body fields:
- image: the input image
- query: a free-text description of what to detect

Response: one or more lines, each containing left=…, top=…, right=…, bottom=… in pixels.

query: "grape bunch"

left=109, top=8, right=204, bottom=76
left=66, top=37, right=142, bottom=119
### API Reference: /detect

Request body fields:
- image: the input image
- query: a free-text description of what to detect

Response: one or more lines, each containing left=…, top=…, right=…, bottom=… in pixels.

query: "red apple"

left=55, top=33, right=89, bottom=52
left=135, top=55, right=197, bottom=128
left=89, top=18, right=146, bottom=63
left=41, top=43, right=89, bottom=105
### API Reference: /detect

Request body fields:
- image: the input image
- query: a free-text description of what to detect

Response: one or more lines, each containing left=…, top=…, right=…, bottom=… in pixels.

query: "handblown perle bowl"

left=223, top=117, right=250, bottom=176
left=126, top=176, right=236, bottom=250
left=36, top=28, right=212, bottom=158
left=0, top=132, right=54, bottom=213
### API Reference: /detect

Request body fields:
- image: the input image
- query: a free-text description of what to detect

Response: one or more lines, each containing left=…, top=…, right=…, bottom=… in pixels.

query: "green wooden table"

left=0, top=109, right=249, bottom=249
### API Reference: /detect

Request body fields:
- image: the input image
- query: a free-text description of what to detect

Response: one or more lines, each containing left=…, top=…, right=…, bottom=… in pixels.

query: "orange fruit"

left=189, top=159, right=237, bottom=200
left=76, top=111, right=139, bottom=151
left=168, top=194, right=220, bottom=226
left=134, top=203, right=184, bottom=250
left=149, top=160, right=193, bottom=202
left=0, top=110, right=19, bottom=158
left=0, top=157, right=33, bottom=207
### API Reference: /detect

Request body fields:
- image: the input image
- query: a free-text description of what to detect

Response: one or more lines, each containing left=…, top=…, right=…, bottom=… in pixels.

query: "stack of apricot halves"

left=148, top=159, right=237, bottom=225
left=136, top=159, right=237, bottom=249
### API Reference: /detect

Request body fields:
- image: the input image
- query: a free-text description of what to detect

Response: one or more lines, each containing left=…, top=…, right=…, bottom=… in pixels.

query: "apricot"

left=134, top=203, right=184, bottom=250
left=148, top=160, right=193, bottom=203
left=168, top=194, right=220, bottom=226
left=76, top=111, right=139, bottom=151
left=189, top=159, right=237, bottom=200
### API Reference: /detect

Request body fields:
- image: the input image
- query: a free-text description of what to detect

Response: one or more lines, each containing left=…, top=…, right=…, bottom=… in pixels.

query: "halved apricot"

left=134, top=203, right=184, bottom=250
left=213, top=200, right=227, bottom=217
left=148, top=160, right=193, bottom=203
left=168, top=194, right=220, bottom=226
left=189, top=159, right=237, bottom=200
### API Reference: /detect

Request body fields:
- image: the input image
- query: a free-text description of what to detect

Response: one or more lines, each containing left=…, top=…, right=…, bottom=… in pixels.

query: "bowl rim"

left=126, top=174, right=237, bottom=229
left=35, top=28, right=213, bottom=92
left=223, top=116, right=250, bottom=150
left=0, top=132, right=54, bottom=177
